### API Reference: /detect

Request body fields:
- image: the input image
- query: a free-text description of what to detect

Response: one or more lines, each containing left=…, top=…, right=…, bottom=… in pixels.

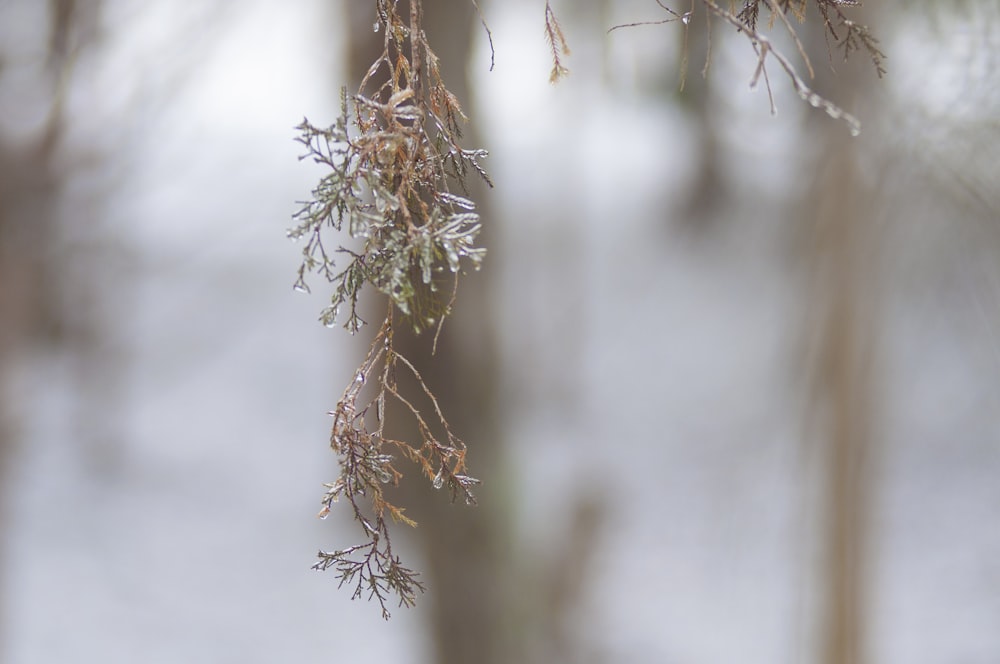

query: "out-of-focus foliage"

left=544, top=1, right=572, bottom=83
left=612, top=0, right=885, bottom=134
left=290, top=40, right=489, bottom=333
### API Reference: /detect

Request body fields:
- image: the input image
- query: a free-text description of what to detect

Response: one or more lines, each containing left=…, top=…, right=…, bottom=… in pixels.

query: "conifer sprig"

left=293, top=0, right=487, bottom=617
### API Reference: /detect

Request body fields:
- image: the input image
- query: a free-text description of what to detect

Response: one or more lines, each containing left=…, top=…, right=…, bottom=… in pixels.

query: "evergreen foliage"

left=292, top=0, right=486, bottom=618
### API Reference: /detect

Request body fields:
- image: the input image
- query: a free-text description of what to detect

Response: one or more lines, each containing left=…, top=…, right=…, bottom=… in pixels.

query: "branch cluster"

left=289, top=0, right=490, bottom=334
left=313, top=318, right=479, bottom=618
left=291, top=0, right=485, bottom=618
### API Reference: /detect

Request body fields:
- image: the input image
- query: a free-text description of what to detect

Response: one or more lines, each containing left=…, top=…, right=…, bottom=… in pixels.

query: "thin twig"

left=765, top=0, right=814, bottom=79
left=544, top=1, right=571, bottom=82
left=700, top=0, right=861, bottom=134
left=470, top=0, right=495, bottom=71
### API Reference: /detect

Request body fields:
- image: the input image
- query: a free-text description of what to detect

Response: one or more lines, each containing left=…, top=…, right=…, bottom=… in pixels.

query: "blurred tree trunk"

left=1, top=2, right=110, bottom=656
left=340, top=3, right=603, bottom=662
left=801, top=15, right=884, bottom=662
left=0, top=4, right=66, bottom=652
left=395, top=3, right=509, bottom=661
left=342, top=2, right=508, bottom=663
left=807, top=136, right=880, bottom=664
left=0, top=125, right=60, bottom=664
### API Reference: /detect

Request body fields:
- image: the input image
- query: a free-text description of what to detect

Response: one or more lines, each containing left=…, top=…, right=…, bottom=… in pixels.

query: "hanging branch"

left=292, top=0, right=488, bottom=618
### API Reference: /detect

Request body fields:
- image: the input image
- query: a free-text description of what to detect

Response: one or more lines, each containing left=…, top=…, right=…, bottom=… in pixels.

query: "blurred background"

left=2, top=1, right=999, bottom=663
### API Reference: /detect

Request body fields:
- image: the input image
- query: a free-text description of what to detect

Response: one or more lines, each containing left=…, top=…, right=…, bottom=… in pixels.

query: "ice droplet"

left=293, top=283, right=309, bottom=294
left=681, top=12, right=691, bottom=25
left=355, top=372, right=366, bottom=385
left=373, top=21, right=380, bottom=33
left=432, top=468, right=444, bottom=490
left=437, top=192, right=476, bottom=210
left=320, top=305, right=339, bottom=328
